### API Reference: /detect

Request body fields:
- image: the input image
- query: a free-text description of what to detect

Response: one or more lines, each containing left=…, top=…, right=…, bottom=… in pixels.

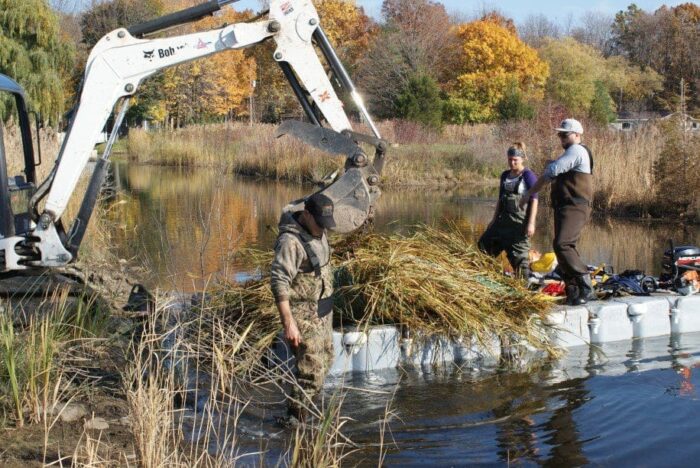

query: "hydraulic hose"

left=128, top=0, right=240, bottom=37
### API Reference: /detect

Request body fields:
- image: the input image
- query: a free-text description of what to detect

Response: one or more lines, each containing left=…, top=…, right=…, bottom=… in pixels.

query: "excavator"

left=0, top=0, right=387, bottom=277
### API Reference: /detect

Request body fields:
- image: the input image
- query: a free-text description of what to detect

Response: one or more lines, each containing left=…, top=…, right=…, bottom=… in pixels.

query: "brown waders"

left=550, top=146, right=595, bottom=304
left=553, top=204, right=591, bottom=278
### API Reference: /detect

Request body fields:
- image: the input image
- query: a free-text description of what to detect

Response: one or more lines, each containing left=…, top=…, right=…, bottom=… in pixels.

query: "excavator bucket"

left=276, top=120, right=382, bottom=234
left=315, top=167, right=375, bottom=233
left=276, top=120, right=364, bottom=158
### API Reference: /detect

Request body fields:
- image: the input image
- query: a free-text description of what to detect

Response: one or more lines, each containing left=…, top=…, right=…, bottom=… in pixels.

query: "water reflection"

left=111, top=163, right=700, bottom=292
left=492, top=371, right=545, bottom=465
left=109, top=163, right=700, bottom=463
left=326, top=333, right=700, bottom=466
left=539, top=377, right=590, bottom=467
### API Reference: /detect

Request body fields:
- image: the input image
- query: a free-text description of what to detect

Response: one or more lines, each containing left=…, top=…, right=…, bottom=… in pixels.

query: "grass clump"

left=200, top=224, right=556, bottom=374
left=334, top=225, right=553, bottom=349
left=0, top=286, right=107, bottom=428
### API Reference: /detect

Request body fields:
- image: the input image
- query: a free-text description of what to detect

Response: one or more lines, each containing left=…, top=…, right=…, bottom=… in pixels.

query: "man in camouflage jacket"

left=271, top=192, right=335, bottom=421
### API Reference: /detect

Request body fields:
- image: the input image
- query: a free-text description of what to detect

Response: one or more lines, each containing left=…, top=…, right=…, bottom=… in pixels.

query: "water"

left=230, top=332, right=700, bottom=466
left=111, top=163, right=700, bottom=292
left=110, top=163, right=700, bottom=464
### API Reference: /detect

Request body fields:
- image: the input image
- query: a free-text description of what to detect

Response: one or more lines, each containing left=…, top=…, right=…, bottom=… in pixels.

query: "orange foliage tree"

left=251, top=0, right=374, bottom=123
left=445, top=18, right=549, bottom=123
left=159, top=7, right=256, bottom=126
left=357, top=0, right=455, bottom=119
left=315, top=0, right=374, bottom=67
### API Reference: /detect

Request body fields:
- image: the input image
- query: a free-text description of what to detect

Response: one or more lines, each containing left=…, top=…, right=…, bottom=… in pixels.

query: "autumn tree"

left=251, top=0, right=373, bottom=123
left=518, top=14, right=561, bottom=49
left=541, top=36, right=661, bottom=119
left=479, top=11, right=516, bottom=34
left=444, top=17, right=549, bottom=123
left=602, top=55, right=663, bottom=113
left=570, top=11, right=614, bottom=55
left=315, top=0, right=374, bottom=67
left=0, top=0, right=75, bottom=122
left=610, top=3, right=700, bottom=111
left=356, top=0, right=454, bottom=118
left=539, top=37, right=609, bottom=116
left=78, top=0, right=165, bottom=125
left=159, top=6, right=256, bottom=126
left=77, top=0, right=257, bottom=126
left=80, top=0, right=163, bottom=48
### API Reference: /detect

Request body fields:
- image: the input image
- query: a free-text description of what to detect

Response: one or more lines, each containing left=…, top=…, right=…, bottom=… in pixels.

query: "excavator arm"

left=0, top=0, right=387, bottom=273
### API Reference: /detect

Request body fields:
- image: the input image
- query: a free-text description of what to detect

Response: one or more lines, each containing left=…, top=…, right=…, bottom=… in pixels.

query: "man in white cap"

left=519, top=118, right=595, bottom=305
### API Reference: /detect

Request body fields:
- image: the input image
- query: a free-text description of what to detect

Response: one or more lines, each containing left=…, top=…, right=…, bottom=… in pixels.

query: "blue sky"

left=230, top=0, right=689, bottom=24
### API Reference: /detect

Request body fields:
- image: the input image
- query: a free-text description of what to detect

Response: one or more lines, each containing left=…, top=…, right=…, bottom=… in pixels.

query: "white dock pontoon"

left=272, top=294, right=700, bottom=376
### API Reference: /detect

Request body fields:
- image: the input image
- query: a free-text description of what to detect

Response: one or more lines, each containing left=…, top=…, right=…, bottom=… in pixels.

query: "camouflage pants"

left=288, top=301, right=334, bottom=416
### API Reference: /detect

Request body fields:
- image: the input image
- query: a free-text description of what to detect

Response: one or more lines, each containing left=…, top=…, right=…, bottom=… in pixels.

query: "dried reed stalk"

left=199, top=224, right=556, bottom=373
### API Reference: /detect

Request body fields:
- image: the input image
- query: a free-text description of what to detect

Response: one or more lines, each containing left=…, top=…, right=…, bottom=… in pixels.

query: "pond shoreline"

left=115, top=158, right=699, bottom=225
left=124, top=120, right=700, bottom=224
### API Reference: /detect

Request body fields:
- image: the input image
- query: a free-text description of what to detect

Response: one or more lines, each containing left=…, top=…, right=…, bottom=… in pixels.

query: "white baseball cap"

left=554, top=118, right=584, bottom=134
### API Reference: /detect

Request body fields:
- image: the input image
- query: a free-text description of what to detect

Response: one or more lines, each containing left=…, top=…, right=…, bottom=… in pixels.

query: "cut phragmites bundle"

left=196, top=224, right=558, bottom=374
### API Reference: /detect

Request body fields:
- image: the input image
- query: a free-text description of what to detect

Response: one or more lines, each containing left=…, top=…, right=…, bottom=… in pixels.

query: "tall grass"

left=127, top=122, right=501, bottom=186
left=127, top=123, right=343, bottom=184
left=72, top=295, right=360, bottom=466
left=127, top=119, right=694, bottom=218
left=290, top=393, right=354, bottom=467
left=0, top=287, right=105, bottom=428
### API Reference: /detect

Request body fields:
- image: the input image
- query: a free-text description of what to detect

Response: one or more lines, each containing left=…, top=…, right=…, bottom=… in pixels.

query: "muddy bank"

left=0, top=264, right=146, bottom=466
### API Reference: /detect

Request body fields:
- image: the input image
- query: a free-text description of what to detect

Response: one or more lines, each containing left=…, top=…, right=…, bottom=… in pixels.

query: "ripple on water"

left=337, top=333, right=700, bottom=466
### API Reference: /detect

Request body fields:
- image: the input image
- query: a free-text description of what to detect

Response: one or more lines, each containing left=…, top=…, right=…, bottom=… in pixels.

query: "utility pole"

left=680, top=78, right=689, bottom=190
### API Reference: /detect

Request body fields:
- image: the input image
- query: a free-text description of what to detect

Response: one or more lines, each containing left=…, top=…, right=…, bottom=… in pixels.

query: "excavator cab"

left=0, top=74, right=38, bottom=252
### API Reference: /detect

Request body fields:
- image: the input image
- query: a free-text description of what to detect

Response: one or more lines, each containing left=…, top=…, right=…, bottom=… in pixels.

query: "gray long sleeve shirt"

left=543, top=144, right=592, bottom=181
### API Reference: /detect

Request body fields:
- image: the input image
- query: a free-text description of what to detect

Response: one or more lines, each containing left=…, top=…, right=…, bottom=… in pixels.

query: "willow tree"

left=0, top=0, right=75, bottom=122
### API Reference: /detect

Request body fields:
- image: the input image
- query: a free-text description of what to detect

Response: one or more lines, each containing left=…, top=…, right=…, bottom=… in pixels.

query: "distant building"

left=610, top=111, right=700, bottom=132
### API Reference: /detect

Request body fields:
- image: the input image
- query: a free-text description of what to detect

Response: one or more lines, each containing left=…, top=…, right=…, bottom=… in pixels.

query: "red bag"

left=541, top=282, right=566, bottom=296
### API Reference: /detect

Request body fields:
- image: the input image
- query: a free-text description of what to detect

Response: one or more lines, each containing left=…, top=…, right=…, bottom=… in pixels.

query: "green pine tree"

left=394, top=73, right=444, bottom=130
left=588, top=80, right=616, bottom=124
left=496, top=82, right=534, bottom=121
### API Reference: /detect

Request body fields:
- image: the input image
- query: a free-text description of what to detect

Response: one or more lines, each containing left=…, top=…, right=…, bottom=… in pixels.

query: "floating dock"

left=271, top=294, right=700, bottom=375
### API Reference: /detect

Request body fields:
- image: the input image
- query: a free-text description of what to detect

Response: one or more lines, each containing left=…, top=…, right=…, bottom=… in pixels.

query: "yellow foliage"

left=447, top=19, right=549, bottom=122
left=251, top=0, right=374, bottom=122
left=142, top=1, right=371, bottom=124
left=158, top=7, right=256, bottom=124
left=314, top=0, right=375, bottom=67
